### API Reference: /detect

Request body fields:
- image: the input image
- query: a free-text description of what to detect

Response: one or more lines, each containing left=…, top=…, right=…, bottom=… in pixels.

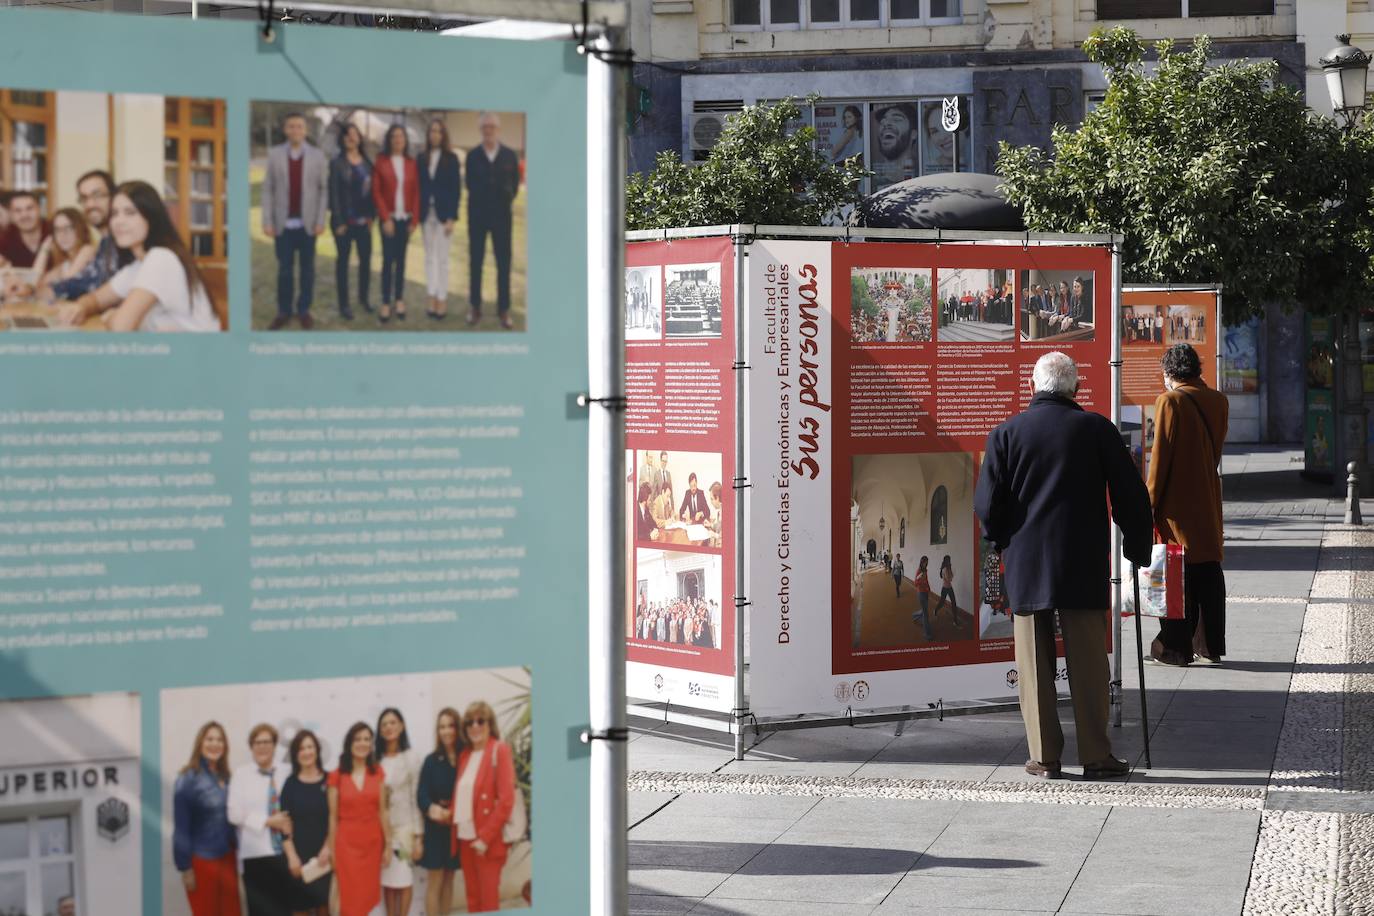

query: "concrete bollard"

left=1347, top=462, right=1365, bottom=526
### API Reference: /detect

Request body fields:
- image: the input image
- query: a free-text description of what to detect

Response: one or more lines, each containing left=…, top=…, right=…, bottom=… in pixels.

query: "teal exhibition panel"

left=0, top=10, right=588, bottom=915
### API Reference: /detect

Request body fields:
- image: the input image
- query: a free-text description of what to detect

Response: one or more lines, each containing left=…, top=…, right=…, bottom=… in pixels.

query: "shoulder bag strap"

left=1175, top=388, right=1219, bottom=466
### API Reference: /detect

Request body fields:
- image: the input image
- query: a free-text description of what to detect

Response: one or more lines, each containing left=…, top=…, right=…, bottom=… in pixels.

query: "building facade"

left=628, top=1, right=1374, bottom=443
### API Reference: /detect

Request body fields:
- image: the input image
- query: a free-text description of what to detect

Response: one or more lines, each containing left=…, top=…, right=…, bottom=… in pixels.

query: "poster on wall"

left=624, top=237, right=737, bottom=712
left=1119, top=287, right=1220, bottom=477
left=0, top=11, right=588, bottom=916
left=746, top=239, right=1113, bottom=717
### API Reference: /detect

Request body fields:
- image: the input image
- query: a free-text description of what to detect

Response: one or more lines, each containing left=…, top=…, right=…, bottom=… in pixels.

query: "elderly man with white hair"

left=974, top=351, right=1153, bottom=780
left=465, top=110, right=522, bottom=329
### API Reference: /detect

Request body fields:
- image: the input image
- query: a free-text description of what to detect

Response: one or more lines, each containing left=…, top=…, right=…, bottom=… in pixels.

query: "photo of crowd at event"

left=1019, top=269, right=1095, bottom=343
left=850, top=267, right=933, bottom=343
left=1167, top=304, right=1207, bottom=344
left=625, top=265, right=661, bottom=341
left=1123, top=304, right=1165, bottom=345
left=0, top=89, right=227, bottom=332
left=162, top=669, right=532, bottom=916
left=664, top=263, right=721, bottom=338
left=632, top=448, right=724, bottom=549
left=632, top=548, right=724, bottom=651
left=935, top=268, right=1015, bottom=343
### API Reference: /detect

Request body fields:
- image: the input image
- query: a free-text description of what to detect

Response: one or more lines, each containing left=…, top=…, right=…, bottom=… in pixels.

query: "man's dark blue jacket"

left=974, top=392, right=1153, bottom=614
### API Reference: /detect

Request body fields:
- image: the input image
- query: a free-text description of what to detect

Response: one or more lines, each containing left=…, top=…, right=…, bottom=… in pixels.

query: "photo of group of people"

left=633, top=549, right=723, bottom=650
left=936, top=268, right=1016, bottom=343
left=1167, top=304, right=1207, bottom=344
left=0, top=88, right=227, bottom=333
left=632, top=449, right=723, bottom=548
left=1122, top=304, right=1165, bottom=345
left=1019, top=269, right=1094, bottom=343
left=850, top=267, right=933, bottom=343
left=249, top=102, right=526, bottom=332
left=663, top=264, right=721, bottom=339
left=624, top=265, right=661, bottom=341
left=160, top=668, right=532, bottom=915
left=848, top=452, right=977, bottom=650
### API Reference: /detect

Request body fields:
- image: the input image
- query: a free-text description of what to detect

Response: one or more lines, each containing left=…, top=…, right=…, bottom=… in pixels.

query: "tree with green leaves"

left=997, top=27, right=1373, bottom=321
left=626, top=97, right=869, bottom=231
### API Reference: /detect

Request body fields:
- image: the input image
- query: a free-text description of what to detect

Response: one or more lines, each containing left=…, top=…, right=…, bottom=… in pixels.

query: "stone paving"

left=626, top=448, right=1374, bottom=915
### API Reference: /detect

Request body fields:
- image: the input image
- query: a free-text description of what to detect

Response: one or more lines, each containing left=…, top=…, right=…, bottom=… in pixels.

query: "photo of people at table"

left=1122, top=304, right=1165, bottom=345
left=249, top=102, right=527, bottom=332
left=1019, top=269, right=1094, bottom=343
left=632, top=548, right=723, bottom=651
left=935, top=267, right=1014, bottom=343
left=849, top=452, right=977, bottom=650
left=631, top=448, right=723, bottom=548
left=160, top=667, right=532, bottom=915
left=850, top=267, right=932, bottom=343
left=1166, top=303, right=1207, bottom=345
left=0, top=88, right=227, bottom=332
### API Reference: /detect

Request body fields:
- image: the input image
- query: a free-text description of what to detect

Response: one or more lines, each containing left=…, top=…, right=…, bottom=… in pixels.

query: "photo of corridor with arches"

left=935, top=267, right=1014, bottom=343
left=849, top=266, right=932, bottom=343
left=1019, top=269, right=1095, bottom=343
left=848, top=452, right=976, bottom=650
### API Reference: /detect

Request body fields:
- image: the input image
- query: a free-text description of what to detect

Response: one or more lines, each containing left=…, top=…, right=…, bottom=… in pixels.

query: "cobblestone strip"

left=1244, top=527, right=1373, bottom=916
left=628, top=769, right=1264, bottom=811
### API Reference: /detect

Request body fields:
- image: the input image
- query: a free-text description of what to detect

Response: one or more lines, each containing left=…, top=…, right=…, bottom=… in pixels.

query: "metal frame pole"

left=1110, top=243, right=1125, bottom=728
left=586, top=25, right=628, bottom=916
left=733, top=236, right=749, bottom=762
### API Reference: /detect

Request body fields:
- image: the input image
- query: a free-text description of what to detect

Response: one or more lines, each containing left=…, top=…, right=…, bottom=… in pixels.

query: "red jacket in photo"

left=372, top=154, right=421, bottom=224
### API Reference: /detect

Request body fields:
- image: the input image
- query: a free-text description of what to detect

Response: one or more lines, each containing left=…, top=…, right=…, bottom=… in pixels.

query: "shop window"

left=0, top=89, right=56, bottom=214
left=0, top=813, right=76, bottom=916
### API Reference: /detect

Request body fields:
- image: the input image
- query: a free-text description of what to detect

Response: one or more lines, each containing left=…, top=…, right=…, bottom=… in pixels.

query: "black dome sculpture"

left=855, top=171, right=1026, bottom=232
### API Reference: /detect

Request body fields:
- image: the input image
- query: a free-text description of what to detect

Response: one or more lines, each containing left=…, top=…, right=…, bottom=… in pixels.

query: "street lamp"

left=1319, top=35, right=1372, bottom=499
left=1320, top=35, right=1370, bottom=131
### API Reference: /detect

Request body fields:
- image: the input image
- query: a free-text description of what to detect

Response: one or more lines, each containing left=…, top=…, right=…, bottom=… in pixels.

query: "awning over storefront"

left=857, top=171, right=1026, bottom=232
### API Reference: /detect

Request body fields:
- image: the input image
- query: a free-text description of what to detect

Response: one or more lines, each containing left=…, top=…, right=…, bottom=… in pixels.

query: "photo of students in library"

left=631, top=448, right=724, bottom=548
left=849, top=452, right=977, bottom=650
left=0, top=692, right=143, bottom=916
left=249, top=102, right=527, bottom=332
left=624, top=265, right=661, bottom=341
left=632, top=548, right=723, bottom=651
left=850, top=267, right=932, bottom=343
left=664, top=262, right=721, bottom=338
left=161, top=667, right=533, bottom=916
left=1122, top=304, right=1165, bottom=345
left=935, top=267, right=1015, bottom=343
left=0, top=89, right=227, bottom=332
left=1166, top=303, right=1208, bottom=345
left=1019, top=270, right=1095, bottom=343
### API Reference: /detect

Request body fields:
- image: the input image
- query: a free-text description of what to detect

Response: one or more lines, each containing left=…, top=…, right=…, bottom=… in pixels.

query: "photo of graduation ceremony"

left=1019, top=269, right=1095, bottom=343
left=935, top=267, right=1015, bottom=343
left=848, top=452, right=977, bottom=650
left=160, top=668, right=532, bottom=915
left=849, top=266, right=933, bottom=343
left=0, top=88, right=227, bottom=333
left=249, top=102, right=527, bottom=332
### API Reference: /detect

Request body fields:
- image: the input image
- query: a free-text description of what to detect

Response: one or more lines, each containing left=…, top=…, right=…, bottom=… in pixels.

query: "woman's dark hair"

left=919, top=555, right=928, bottom=571
left=433, top=707, right=461, bottom=759
left=940, top=555, right=952, bottom=571
left=425, top=117, right=452, bottom=153
left=338, top=721, right=378, bottom=774
left=337, top=122, right=369, bottom=161
left=384, top=123, right=409, bottom=157
left=1162, top=343, right=1202, bottom=381
left=111, top=180, right=216, bottom=317
left=49, top=207, right=92, bottom=264
left=843, top=105, right=863, bottom=132
left=376, top=707, right=411, bottom=754
left=289, top=729, right=321, bottom=776
left=637, top=481, right=652, bottom=504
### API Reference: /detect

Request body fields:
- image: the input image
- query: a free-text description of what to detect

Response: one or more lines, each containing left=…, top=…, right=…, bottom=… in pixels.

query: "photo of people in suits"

left=249, top=102, right=527, bottom=332
left=625, top=265, right=661, bottom=341
left=1019, top=269, right=1095, bottom=343
left=160, top=667, right=533, bottom=915
left=630, top=449, right=724, bottom=549
left=0, top=88, right=228, bottom=333
left=849, top=452, right=977, bottom=649
left=1166, top=303, right=1208, bottom=345
left=936, top=267, right=1014, bottom=343
left=632, top=548, right=723, bottom=651
left=850, top=267, right=932, bottom=343
left=1122, top=304, right=1166, bottom=345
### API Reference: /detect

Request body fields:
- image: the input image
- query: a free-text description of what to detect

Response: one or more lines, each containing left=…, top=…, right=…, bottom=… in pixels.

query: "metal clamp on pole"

left=574, top=0, right=636, bottom=65
left=576, top=393, right=628, bottom=411
left=257, top=0, right=277, bottom=41
left=579, top=727, right=631, bottom=744
left=731, top=475, right=751, bottom=491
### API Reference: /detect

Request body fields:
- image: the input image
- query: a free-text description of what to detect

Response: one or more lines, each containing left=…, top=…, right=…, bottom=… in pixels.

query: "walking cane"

left=1131, top=562, right=1153, bottom=769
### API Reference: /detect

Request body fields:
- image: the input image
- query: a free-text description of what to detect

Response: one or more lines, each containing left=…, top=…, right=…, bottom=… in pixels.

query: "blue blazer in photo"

left=417, top=149, right=462, bottom=223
